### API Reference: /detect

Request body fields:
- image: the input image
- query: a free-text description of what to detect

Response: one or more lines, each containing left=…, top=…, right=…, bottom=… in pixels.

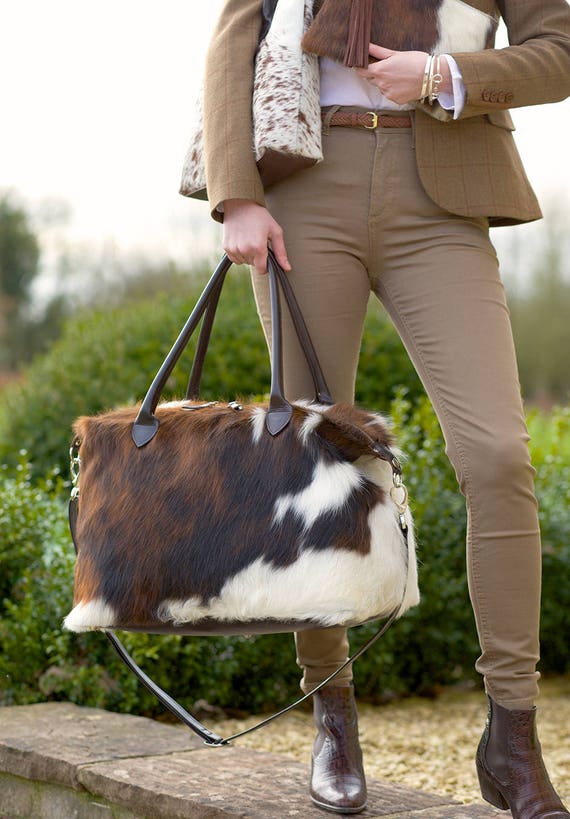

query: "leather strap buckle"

left=364, top=111, right=378, bottom=129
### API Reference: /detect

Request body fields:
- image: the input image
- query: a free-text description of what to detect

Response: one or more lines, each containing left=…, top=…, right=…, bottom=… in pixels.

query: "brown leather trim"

left=257, top=149, right=318, bottom=187
left=102, top=613, right=383, bottom=636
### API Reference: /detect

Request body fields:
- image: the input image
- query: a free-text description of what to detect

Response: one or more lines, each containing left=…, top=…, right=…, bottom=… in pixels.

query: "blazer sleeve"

left=203, top=0, right=266, bottom=222
left=418, top=0, right=570, bottom=121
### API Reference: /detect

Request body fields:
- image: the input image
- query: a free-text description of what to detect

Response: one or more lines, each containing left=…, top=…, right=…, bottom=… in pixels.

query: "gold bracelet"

left=420, top=54, right=433, bottom=101
left=428, top=54, right=443, bottom=104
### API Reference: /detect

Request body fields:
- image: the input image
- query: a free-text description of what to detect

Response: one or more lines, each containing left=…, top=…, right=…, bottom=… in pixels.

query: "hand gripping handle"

left=132, top=251, right=333, bottom=447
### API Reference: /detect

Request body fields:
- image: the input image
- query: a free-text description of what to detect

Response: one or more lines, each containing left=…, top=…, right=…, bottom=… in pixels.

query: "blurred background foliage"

left=1, top=192, right=569, bottom=717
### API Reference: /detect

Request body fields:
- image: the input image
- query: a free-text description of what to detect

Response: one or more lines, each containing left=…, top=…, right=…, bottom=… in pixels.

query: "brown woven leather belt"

left=322, top=111, right=412, bottom=129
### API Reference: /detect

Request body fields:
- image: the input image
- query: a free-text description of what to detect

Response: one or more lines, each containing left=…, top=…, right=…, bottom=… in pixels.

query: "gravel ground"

left=207, top=676, right=570, bottom=806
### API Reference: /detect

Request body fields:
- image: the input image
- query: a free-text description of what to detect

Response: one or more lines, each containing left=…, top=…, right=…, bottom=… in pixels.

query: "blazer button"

left=482, top=89, right=514, bottom=104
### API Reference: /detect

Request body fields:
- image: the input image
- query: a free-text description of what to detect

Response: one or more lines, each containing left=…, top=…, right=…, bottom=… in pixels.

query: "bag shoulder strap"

left=258, top=0, right=280, bottom=51
left=103, top=532, right=408, bottom=747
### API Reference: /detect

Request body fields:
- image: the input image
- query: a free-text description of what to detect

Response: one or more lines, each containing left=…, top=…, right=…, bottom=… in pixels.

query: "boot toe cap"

left=310, top=784, right=367, bottom=814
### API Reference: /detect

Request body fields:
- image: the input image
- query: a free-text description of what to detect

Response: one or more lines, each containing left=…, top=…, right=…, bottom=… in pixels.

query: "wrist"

left=224, top=198, right=260, bottom=215
left=418, top=54, right=452, bottom=103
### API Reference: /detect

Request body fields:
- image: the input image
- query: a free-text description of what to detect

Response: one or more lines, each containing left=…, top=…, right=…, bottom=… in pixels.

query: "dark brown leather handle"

left=270, top=253, right=333, bottom=406
left=185, top=271, right=225, bottom=401
left=185, top=250, right=334, bottom=411
left=266, top=254, right=293, bottom=434
left=132, top=255, right=232, bottom=447
left=132, top=251, right=333, bottom=447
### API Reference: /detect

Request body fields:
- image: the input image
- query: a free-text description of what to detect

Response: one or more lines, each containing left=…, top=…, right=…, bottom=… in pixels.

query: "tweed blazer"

left=184, top=0, right=570, bottom=226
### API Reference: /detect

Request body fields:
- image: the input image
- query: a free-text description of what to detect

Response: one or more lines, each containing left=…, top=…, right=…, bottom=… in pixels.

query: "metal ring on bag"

left=390, top=483, right=409, bottom=513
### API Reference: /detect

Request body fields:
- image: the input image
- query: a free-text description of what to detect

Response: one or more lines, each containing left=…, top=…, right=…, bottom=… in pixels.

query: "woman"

left=181, top=0, right=570, bottom=815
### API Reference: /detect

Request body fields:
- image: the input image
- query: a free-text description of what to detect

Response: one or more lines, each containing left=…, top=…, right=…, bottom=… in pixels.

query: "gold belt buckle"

left=364, top=111, right=379, bottom=129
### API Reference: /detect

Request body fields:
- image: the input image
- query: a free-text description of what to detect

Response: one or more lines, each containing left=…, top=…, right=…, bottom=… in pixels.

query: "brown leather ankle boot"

left=310, top=684, right=367, bottom=814
left=476, top=696, right=569, bottom=818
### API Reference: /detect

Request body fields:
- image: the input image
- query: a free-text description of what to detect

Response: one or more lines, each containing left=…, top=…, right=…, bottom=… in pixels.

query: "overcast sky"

left=2, top=1, right=569, bottom=279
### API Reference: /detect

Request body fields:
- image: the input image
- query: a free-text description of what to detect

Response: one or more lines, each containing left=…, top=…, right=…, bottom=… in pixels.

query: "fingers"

left=268, top=226, right=292, bottom=272
left=355, top=66, right=375, bottom=79
left=225, top=245, right=268, bottom=275
left=355, top=44, right=396, bottom=78
left=249, top=246, right=269, bottom=276
left=222, top=200, right=291, bottom=276
left=227, top=242, right=290, bottom=277
left=355, top=48, right=429, bottom=103
left=369, top=43, right=396, bottom=59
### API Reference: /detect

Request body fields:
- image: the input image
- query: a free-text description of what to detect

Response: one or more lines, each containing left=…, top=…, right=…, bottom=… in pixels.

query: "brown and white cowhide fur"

left=253, top=0, right=322, bottom=174
left=179, top=91, right=207, bottom=200
left=304, top=0, right=498, bottom=63
left=434, top=0, right=498, bottom=53
left=64, top=400, right=418, bottom=636
left=180, top=0, right=321, bottom=199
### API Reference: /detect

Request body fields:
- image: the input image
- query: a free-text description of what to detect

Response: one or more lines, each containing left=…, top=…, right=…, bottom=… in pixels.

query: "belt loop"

left=321, top=104, right=341, bottom=136
left=410, top=110, right=416, bottom=149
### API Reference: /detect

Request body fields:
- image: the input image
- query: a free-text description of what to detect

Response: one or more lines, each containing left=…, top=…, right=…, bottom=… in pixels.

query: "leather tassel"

left=301, top=0, right=377, bottom=69
left=343, top=0, right=373, bottom=68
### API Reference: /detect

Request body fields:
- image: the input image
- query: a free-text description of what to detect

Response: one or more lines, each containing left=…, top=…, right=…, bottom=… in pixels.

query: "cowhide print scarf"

left=302, top=0, right=498, bottom=67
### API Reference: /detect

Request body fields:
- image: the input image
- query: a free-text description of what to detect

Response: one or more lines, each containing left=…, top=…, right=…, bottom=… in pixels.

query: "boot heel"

left=477, top=763, right=509, bottom=810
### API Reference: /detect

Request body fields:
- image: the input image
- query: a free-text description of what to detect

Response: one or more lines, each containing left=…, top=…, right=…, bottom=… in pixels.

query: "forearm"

left=203, top=0, right=266, bottom=221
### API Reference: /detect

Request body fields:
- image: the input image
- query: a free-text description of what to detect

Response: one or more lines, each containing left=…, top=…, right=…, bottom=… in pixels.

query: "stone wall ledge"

left=0, top=703, right=504, bottom=818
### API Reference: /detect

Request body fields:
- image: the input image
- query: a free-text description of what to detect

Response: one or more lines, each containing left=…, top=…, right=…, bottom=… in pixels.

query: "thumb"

left=369, top=43, right=397, bottom=59
left=269, top=227, right=292, bottom=271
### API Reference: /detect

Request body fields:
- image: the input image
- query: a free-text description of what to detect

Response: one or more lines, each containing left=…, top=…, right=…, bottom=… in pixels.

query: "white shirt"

left=319, top=55, right=466, bottom=118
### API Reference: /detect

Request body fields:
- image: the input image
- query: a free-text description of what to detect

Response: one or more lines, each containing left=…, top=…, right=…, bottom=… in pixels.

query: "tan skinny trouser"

left=251, top=109, right=541, bottom=710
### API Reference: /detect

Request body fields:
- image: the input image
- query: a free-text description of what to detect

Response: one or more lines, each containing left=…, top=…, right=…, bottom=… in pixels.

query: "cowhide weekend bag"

left=64, top=251, right=419, bottom=744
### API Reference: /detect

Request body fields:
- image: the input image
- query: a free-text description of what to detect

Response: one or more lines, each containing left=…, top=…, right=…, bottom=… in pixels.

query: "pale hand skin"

left=356, top=44, right=453, bottom=102
left=223, top=199, right=291, bottom=277
left=223, top=46, right=452, bottom=272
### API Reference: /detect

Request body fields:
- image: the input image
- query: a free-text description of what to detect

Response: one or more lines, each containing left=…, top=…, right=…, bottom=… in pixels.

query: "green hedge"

left=0, top=268, right=423, bottom=479
left=1, top=397, right=569, bottom=716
